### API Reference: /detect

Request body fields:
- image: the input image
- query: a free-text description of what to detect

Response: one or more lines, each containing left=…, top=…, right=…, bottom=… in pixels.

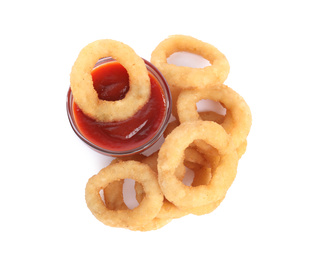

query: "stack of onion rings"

left=80, top=35, right=252, bottom=231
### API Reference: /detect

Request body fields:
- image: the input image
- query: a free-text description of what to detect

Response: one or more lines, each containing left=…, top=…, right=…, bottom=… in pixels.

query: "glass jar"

left=66, top=57, right=172, bottom=157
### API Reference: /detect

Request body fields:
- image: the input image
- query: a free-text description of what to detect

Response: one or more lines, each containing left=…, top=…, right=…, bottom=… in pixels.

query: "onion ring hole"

left=123, top=179, right=140, bottom=210
left=167, top=51, right=211, bottom=68
left=99, top=179, right=140, bottom=210
left=196, top=99, right=226, bottom=116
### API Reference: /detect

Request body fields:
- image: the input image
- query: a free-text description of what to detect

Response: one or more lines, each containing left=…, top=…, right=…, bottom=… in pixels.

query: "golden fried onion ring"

left=70, top=39, right=150, bottom=122
left=158, top=121, right=238, bottom=209
left=151, top=35, right=230, bottom=89
left=177, top=85, right=252, bottom=151
left=85, top=160, right=163, bottom=229
left=102, top=156, right=172, bottom=231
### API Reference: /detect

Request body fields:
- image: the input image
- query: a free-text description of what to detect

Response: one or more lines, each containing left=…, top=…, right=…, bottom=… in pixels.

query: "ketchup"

left=73, top=61, right=166, bottom=152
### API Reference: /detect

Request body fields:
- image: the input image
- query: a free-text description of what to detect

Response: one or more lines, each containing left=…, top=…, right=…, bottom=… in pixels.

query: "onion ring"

left=158, top=121, right=238, bottom=209
left=151, top=35, right=230, bottom=89
left=106, top=154, right=188, bottom=223
left=139, top=151, right=226, bottom=218
left=102, top=158, right=173, bottom=231
left=177, top=84, right=252, bottom=151
left=70, top=39, right=150, bottom=122
left=85, top=160, right=163, bottom=229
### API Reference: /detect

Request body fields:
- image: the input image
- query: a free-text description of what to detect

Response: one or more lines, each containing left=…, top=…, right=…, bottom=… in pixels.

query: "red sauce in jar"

left=72, top=61, right=166, bottom=152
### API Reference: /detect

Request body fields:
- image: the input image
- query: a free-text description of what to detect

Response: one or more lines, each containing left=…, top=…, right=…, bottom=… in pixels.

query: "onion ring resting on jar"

left=70, top=39, right=150, bottom=122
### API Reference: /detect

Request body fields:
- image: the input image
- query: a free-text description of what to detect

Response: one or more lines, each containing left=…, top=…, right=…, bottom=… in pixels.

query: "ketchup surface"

left=73, top=61, right=166, bottom=152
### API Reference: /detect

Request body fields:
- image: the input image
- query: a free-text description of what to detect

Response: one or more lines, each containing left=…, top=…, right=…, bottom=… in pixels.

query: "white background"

left=1, top=0, right=313, bottom=259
